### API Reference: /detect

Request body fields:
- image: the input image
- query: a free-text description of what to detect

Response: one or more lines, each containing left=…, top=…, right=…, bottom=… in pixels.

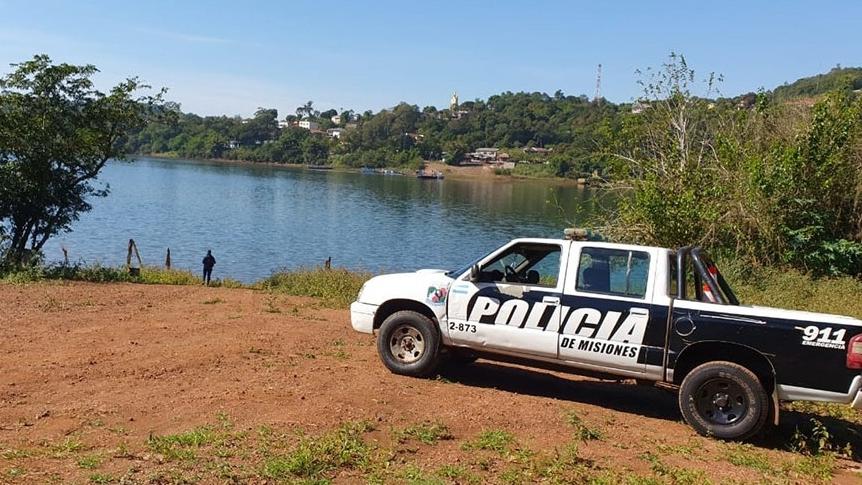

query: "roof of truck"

left=510, top=237, right=669, bottom=253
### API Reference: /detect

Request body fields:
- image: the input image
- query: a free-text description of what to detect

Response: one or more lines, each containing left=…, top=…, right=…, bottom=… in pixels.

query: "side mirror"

left=469, top=264, right=480, bottom=283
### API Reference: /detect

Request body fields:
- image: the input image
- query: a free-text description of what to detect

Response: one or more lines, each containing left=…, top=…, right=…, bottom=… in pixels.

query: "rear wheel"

left=377, top=310, right=440, bottom=377
left=678, top=361, right=768, bottom=440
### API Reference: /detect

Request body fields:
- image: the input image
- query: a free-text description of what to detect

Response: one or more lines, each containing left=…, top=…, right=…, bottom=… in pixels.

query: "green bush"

left=257, top=267, right=370, bottom=308
left=606, top=53, right=862, bottom=277
left=0, top=263, right=243, bottom=287
left=724, top=262, right=862, bottom=319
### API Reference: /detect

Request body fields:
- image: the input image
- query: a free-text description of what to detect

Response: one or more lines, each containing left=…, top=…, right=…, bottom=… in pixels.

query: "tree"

left=605, top=53, right=862, bottom=276
left=0, top=55, right=168, bottom=266
left=302, top=135, right=329, bottom=165
left=296, top=100, right=315, bottom=119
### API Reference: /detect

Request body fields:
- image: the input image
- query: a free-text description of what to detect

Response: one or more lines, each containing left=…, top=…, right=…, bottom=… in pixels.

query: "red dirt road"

left=1, top=282, right=859, bottom=483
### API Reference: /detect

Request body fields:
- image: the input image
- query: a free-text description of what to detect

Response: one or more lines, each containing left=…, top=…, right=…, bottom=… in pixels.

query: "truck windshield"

left=446, top=251, right=492, bottom=279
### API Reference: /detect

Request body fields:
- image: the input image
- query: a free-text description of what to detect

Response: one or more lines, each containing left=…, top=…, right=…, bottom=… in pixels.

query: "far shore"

left=134, top=153, right=588, bottom=187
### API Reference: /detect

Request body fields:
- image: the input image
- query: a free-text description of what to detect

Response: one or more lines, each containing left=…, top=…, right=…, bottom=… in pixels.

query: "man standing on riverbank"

left=202, top=250, right=216, bottom=285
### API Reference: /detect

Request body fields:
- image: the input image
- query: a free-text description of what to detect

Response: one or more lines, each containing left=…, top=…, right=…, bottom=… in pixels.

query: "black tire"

left=678, top=361, right=769, bottom=441
left=377, top=310, right=441, bottom=377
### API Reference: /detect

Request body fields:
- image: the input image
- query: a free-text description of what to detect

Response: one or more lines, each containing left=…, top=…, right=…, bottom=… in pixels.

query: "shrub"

left=605, top=53, right=862, bottom=277
left=258, top=267, right=370, bottom=308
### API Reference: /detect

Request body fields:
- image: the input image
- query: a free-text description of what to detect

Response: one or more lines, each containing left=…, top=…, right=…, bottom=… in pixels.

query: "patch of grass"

left=640, top=452, right=710, bottom=485
left=784, top=401, right=862, bottom=424
left=48, top=437, right=84, bottom=457
left=399, top=464, right=444, bottom=485
left=262, top=421, right=374, bottom=481
left=655, top=439, right=703, bottom=456
left=88, top=473, right=114, bottom=484
left=724, top=443, right=772, bottom=473
left=395, top=421, right=453, bottom=445
left=729, top=264, right=862, bottom=320
left=258, top=267, right=371, bottom=308
left=461, top=429, right=515, bottom=454
left=1, top=447, right=34, bottom=460
left=565, top=410, right=603, bottom=441
left=435, top=464, right=480, bottom=484
left=7, top=467, right=25, bottom=478
left=76, top=454, right=102, bottom=470
left=784, top=453, right=836, bottom=481
left=0, top=263, right=247, bottom=288
left=147, top=426, right=217, bottom=461
left=202, top=297, right=225, bottom=304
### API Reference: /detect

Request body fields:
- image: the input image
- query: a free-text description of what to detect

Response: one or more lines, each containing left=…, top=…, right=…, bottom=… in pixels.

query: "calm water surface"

left=44, top=158, right=607, bottom=282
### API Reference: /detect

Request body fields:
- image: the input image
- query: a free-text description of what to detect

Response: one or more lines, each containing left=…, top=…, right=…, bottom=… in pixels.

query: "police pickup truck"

left=350, top=232, right=862, bottom=440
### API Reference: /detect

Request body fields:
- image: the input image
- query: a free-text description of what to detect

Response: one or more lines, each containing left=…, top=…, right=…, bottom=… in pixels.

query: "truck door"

left=558, top=245, right=656, bottom=374
left=446, top=241, right=569, bottom=359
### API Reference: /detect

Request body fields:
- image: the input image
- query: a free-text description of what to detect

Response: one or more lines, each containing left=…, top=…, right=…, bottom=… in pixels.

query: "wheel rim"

left=694, top=378, right=748, bottom=426
left=389, top=324, right=425, bottom=364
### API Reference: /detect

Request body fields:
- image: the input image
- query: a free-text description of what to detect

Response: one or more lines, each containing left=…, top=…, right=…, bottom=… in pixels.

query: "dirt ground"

left=1, top=282, right=860, bottom=484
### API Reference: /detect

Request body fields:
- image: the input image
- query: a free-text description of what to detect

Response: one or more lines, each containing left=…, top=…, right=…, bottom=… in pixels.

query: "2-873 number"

left=449, top=322, right=477, bottom=333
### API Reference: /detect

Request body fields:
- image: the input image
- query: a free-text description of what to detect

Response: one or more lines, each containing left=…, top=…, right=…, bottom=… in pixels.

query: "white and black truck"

left=350, top=233, right=862, bottom=440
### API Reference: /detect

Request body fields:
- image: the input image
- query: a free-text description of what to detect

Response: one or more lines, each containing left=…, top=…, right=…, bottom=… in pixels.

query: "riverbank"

left=139, top=153, right=586, bottom=186
left=1, top=280, right=860, bottom=484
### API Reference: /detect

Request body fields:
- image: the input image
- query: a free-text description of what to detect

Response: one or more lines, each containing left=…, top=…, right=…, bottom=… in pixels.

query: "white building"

left=278, top=120, right=292, bottom=129
left=330, top=115, right=342, bottom=125
left=327, top=128, right=345, bottom=139
left=298, top=120, right=319, bottom=130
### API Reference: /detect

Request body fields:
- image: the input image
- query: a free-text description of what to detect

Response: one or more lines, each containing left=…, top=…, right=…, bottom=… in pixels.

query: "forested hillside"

left=773, top=66, right=862, bottom=100
left=124, top=66, right=861, bottom=178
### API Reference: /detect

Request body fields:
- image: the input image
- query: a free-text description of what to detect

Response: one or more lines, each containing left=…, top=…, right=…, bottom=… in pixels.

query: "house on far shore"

left=298, top=120, right=320, bottom=130
left=327, top=128, right=345, bottom=139
left=632, top=101, right=650, bottom=114
left=330, top=114, right=342, bottom=125
left=228, top=140, right=241, bottom=149
left=463, top=147, right=503, bottom=165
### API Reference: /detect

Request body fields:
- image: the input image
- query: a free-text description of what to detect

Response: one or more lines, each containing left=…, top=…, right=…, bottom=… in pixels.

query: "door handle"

left=630, top=307, right=649, bottom=316
left=542, top=296, right=560, bottom=305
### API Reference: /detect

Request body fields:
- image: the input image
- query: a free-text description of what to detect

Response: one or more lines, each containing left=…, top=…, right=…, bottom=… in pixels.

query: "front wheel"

left=377, top=311, right=441, bottom=377
left=678, top=361, right=768, bottom=441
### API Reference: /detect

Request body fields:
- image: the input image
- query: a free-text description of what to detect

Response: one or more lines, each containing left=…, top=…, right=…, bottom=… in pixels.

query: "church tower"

left=450, top=90, right=459, bottom=111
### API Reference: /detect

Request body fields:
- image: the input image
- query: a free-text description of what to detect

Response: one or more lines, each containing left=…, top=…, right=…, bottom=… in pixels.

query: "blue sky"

left=1, top=0, right=860, bottom=117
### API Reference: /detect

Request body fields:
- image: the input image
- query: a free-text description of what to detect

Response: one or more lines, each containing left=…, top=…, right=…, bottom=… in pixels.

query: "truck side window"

left=576, top=248, right=650, bottom=298
left=479, top=243, right=561, bottom=287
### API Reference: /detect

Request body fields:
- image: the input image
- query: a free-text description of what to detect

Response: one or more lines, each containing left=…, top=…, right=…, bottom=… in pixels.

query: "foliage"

left=605, top=53, right=862, bottom=276
left=727, top=262, right=862, bottom=319
left=460, top=429, right=516, bottom=454
left=394, top=422, right=453, bottom=445
left=257, top=267, right=370, bottom=308
left=125, top=92, right=620, bottom=178
left=261, top=421, right=374, bottom=481
left=0, top=55, right=168, bottom=266
left=0, top=262, right=241, bottom=287
left=773, top=66, right=862, bottom=100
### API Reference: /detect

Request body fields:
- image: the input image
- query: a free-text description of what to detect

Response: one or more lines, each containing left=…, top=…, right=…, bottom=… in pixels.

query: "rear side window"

left=576, top=247, right=650, bottom=298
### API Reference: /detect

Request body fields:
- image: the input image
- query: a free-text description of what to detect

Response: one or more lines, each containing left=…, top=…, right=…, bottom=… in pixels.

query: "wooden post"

left=126, top=239, right=143, bottom=276
left=165, top=248, right=171, bottom=269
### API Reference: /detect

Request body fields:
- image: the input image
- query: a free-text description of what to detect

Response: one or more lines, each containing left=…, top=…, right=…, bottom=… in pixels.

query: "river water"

left=43, top=157, right=606, bottom=282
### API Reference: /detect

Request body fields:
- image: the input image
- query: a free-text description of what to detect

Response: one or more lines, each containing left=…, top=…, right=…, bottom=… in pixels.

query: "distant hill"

left=773, top=67, right=862, bottom=100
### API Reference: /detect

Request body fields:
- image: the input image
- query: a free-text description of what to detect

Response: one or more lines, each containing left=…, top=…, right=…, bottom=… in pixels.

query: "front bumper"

left=350, top=301, right=377, bottom=334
